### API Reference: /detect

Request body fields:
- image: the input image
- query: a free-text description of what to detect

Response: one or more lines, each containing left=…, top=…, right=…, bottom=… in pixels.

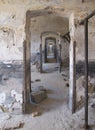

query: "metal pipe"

left=59, top=44, right=61, bottom=73
left=40, top=44, right=42, bottom=73
left=80, top=10, right=95, bottom=25
left=84, top=20, right=89, bottom=129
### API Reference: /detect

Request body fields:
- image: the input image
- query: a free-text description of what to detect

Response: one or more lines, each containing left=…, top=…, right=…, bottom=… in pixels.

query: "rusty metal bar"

left=59, top=44, right=61, bottom=73
left=84, top=20, right=89, bottom=129
left=72, top=41, right=76, bottom=113
left=40, top=44, right=42, bottom=73
left=80, top=10, right=95, bottom=25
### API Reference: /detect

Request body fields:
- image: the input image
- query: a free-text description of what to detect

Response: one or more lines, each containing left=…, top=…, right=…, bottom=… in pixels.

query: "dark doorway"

left=44, top=37, right=57, bottom=63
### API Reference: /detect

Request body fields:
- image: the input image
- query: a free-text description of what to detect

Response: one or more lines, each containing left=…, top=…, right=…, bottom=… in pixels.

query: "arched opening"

left=45, top=37, right=56, bottom=63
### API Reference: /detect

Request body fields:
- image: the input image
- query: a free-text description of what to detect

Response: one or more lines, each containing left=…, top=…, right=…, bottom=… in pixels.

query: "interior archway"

left=23, top=9, right=71, bottom=113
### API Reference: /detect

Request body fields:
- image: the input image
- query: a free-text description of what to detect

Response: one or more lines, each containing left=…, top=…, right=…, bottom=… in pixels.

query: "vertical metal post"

left=54, top=44, right=56, bottom=59
left=59, top=44, right=61, bottom=73
left=44, top=43, right=47, bottom=63
left=55, top=45, right=57, bottom=62
left=73, top=41, right=76, bottom=113
left=40, top=44, right=42, bottom=73
left=84, top=20, right=89, bottom=129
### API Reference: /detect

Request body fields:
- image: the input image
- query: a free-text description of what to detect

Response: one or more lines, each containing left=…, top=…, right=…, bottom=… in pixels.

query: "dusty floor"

left=0, top=62, right=95, bottom=130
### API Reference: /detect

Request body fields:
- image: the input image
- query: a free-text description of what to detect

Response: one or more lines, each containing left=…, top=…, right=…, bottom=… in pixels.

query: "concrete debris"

left=32, top=86, right=47, bottom=92
left=32, top=112, right=41, bottom=117
left=31, top=90, right=47, bottom=104
left=0, top=92, right=6, bottom=105
left=0, top=113, right=11, bottom=122
left=0, top=105, right=9, bottom=112
left=11, top=90, right=22, bottom=103
left=31, top=86, right=47, bottom=104
left=3, top=121, right=24, bottom=130
left=0, top=90, right=22, bottom=113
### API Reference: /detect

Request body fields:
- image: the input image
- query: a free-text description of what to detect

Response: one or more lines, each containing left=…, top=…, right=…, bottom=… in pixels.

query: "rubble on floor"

left=31, top=86, right=47, bottom=104
left=0, top=62, right=23, bottom=114
left=0, top=89, right=22, bottom=113
left=2, top=121, right=24, bottom=130
left=32, top=111, right=41, bottom=117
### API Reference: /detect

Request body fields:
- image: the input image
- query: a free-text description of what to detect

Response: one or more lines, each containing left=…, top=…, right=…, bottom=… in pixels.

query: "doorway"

left=23, top=9, right=70, bottom=113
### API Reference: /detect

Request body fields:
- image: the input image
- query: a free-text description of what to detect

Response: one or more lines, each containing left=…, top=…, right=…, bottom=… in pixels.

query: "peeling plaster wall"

left=0, top=0, right=95, bottom=61
left=75, top=13, right=95, bottom=62
left=61, top=39, right=69, bottom=63
left=0, top=4, right=25, bottom=61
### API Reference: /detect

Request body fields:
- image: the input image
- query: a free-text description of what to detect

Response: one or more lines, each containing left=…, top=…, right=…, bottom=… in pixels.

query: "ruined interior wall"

left=0, top=0, right=95, bottom=60
left=0, top=4, right=26, bottom=61
left=75, top=11, right=95, bottom=62
left=0, top=0, right=95, bottom=61
left=61, top=39, right=69, bottom=66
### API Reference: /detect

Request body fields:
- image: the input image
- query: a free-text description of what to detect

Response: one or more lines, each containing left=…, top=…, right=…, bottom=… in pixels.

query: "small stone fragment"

left=32, top=112, right=41, bottom=117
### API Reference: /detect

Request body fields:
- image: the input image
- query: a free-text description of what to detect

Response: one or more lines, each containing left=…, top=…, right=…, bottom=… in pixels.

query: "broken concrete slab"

left=31, top=90, right=47, bottom=104
left=32, top=86, right=47, bottom=92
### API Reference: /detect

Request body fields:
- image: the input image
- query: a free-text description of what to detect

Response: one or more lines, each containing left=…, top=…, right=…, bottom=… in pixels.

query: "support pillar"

left=23, top=40, right=31, bottom=114
left=69, top=40, right=76, bottom=113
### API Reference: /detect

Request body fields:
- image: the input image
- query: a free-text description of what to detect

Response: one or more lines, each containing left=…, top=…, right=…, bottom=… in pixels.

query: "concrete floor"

left=0, top=62, right=95, bottom=130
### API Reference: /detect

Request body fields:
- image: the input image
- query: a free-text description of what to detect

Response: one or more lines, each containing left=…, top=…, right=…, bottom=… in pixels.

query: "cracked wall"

left=0, top=0, right=95, bottom=62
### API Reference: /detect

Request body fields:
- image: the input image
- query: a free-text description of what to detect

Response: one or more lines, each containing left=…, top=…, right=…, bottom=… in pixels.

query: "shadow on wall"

left=76, top=61, right=95, bottom=78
